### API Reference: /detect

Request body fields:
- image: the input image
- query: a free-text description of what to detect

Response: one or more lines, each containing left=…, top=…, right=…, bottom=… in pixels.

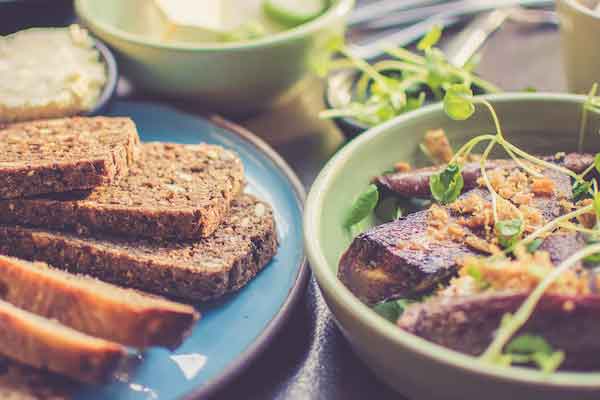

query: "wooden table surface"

left=207, top=20, right=566, bottom=400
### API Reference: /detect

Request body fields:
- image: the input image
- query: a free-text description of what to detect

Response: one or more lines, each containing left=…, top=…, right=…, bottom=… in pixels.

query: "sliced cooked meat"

left=339, top=166, right=575, bottom=305
left=376, top=153, right=593, bottom=198
left=397, top=291, right=600, bottom=370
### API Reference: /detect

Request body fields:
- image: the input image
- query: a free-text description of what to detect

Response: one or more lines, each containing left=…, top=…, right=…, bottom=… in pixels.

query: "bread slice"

left=0, top=255, right=199, bottom=350
left=0, top=194, right=278, bottom=301
left=0, top=357, right=74, bottom=400
left=0, top=117, right=140, bottom=199
left=0, top=142, right=245, bottom=240
left=0, top=299, right=125, bottom=384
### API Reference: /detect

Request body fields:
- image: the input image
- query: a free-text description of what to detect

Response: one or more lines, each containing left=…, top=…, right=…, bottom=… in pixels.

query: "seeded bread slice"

left=0, top=299, right=126, bottom=384
left=0, top=117, right=140, bottom=199
left=0, top=194, right=278, bottom=301
left=0, top=357, right=74, bottom=399
left=0, top=142, right=245, bottom=240
left=0, top=255, right=199, bottom=350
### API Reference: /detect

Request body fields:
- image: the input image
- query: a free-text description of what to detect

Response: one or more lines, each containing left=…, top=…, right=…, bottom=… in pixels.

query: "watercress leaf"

left=573, top=180, right=592, bottom=202
left=526, top=238, right=544, bottom=254
left=506, top=334, right=553, bottom=355
left=584, top=252, right=600, bottom=264
left=531, top=351, right=565, bottom=374
left=429, top=163, right=464, bottom=204
left=417, top=25, right=442, bottom=51
left=345, top=184, right=379, bottom=228
left=594, top=193, right=600, bottom=221
left=443, top=84, right=475, bottom=120
left=372, top=299, right=412, bottom=322
left=501, top=334, right=565, bottom=372
left=466, top=265, right=490, bottom=289
left=495, top=218, right=524, bottom=249
left=595, top=153, right=600, bottom=174
left=405, top=92, right=427, bottom=113
left=372, top=301, right=402, bottom=322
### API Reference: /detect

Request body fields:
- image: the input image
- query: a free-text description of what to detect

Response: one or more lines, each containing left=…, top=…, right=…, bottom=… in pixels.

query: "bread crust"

left=0, top=300, right=125, bottom=384
left=0, top=255, right=199, bottom=350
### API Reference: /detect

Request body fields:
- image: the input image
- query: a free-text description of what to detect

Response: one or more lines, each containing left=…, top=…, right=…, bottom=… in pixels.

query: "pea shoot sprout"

left=318, top=26, right=500, bottom=127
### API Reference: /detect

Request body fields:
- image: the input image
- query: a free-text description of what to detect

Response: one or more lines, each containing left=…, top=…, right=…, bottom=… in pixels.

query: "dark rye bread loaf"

left=0, top=142, right=245, bottom=240
left=0, top=117, right=140, bottom=199
left=0, top=299, right=125, bottom=384
left=0, top=195, right=278, bottom=302
left=0, top=255, right=199, bottom=350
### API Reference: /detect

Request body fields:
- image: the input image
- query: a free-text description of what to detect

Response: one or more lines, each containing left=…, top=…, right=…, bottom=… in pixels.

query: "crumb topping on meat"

left=422, top=129, right=453, bottom=164
left=448, top=248, right=596, bottom=298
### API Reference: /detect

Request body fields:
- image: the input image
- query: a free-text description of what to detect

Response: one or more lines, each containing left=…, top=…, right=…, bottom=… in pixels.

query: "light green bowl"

left=305, top=93, right=600, bottom=400
left=75, top=0, right=354, bottom=115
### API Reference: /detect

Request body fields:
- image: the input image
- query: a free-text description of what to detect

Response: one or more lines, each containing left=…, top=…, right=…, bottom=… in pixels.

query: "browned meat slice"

left=376, top=153, right=593, bottom=198
left=339, top=167, right=575, bottom=305
left=398, top=292, right=600, bottom=370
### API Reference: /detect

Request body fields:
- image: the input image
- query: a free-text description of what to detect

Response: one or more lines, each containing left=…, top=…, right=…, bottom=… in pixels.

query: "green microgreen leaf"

left=417, top=25, right=442, bottom=51
left=466, top=265, right=490, bottom=290
left=429, top=163, right=464, bottom=204
left=526, top=238, right=544, bottom=254
left=495, top=218, right=524, bottom=249
left=372, top=299, right=412, bottom=323
left=443, top=84, right=475, bottom=120
left=593, top=192, right=600, bottom=220
left=522, top=86, right=537, bottom=93
left=573, top=180, right=592, bottom=202
left=584, top=252, right=600, bottom=264
left=345, top=184, right=379, bottom=228
left=504, top=334, right=565, bottom=373
left=594, top=153, right=600, bottom=174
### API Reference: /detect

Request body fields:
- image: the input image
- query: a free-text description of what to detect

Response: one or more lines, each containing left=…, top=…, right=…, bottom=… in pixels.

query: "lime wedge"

left=263, top=0, right=328, bottom=28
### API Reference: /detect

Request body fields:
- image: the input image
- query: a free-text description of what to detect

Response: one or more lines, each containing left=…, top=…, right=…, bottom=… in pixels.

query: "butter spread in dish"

left=0, top=25, right=107, bottom=123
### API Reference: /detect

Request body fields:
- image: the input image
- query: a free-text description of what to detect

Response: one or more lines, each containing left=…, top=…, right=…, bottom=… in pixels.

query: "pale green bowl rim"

left=304, top=92, right=600, bottom=389
left=562, top=0, right=600, bottom=19
left=74, top=0, right=355, bottom=52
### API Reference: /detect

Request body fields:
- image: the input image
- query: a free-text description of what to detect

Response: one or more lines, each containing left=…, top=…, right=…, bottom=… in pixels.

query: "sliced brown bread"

left=0, top=117, right=140, bottom=199
left=0, top=255, right=199, bottom=350
left=0, top=142, right=245, bottom=240
left=0, top=299, right=125, bottom=384
left=0, top=357, right=74, bottom=400
left=0, top=194, right=278, bottom=301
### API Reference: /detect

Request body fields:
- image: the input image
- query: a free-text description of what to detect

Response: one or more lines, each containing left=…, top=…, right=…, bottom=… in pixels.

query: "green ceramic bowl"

left=305, top=93, right=600, bottom=400
left=74, top=0, right=354, bottom=115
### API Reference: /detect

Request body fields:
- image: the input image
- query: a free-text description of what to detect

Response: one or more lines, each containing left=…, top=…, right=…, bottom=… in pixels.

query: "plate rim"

left=157, top=113, right=307, bottom=399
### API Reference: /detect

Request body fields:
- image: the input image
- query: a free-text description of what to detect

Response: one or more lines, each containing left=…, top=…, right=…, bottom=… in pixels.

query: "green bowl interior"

left=75, top=0, right=354, bottom=50
left=305, top=93, right=600, bottom=388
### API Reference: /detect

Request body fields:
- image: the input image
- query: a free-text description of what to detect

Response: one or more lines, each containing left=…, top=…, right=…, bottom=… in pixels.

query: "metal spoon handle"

left=445, top=9, right=511, bottom=67
left=348, top=15, right=460, bottom=61
left=364, top=0, right=553, bottom=31
left=348, top=0, right=449, bottom=28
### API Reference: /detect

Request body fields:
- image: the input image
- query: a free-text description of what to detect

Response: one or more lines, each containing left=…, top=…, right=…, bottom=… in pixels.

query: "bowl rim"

left=84, top=38, right=119, bottom=116
left=304, top=91, right=600, bottom=390
left=561, top=0, right=600, bottom=20
left=74, top=0, right=355, bottom=52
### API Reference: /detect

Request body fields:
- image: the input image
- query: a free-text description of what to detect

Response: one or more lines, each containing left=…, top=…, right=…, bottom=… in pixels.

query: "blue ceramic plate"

left=69, top=101, right=306, bottom=399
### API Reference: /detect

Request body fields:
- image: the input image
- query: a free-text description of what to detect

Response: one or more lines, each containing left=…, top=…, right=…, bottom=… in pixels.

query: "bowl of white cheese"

left=74, top=0, right=354, bottom=116
left=0, top=24, right=118, bottom=123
